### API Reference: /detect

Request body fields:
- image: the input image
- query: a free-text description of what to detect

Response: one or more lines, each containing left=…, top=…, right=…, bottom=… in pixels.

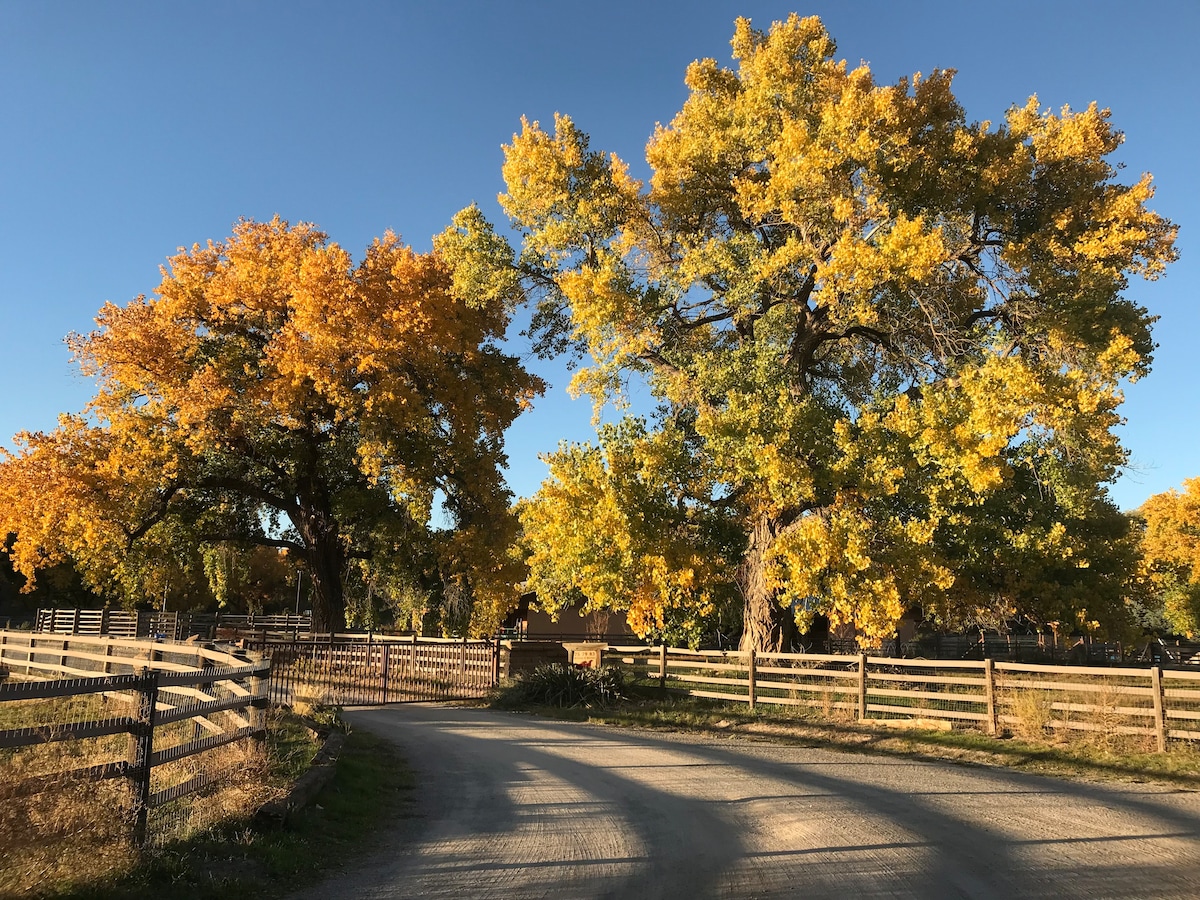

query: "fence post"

left=747, top=648, right=757, bottom=711
left=380, top=644, right=391, bottom=703
left=410, top=632, right=418, bottom=677
left=128, top=668, right=159, bottom=846
left=984, top=658, right=998, bottom=735
left=659, top=644, right=668, bottom=689
left=492, top=637, right=502, bottom=685
left=1151, top=666, right=1167, bottom=753
left=857, top=653, right=868, bottom=722
left=249, top=658, right=267, bottom=752
left=460, top=634, right=467, bottom=678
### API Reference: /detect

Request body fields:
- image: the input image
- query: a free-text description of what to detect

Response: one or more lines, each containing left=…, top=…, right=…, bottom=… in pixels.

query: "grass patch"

left=38, top=723, right=413, bottom=900
left=497, top=689, right=1200, bottom=789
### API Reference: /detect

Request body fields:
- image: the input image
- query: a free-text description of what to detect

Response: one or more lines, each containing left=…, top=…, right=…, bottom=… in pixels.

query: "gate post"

left=381, top=644, right=391, bottom=703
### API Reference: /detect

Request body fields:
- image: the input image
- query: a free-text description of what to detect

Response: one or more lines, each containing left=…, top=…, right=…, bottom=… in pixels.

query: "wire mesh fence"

left=0, top=631, right=270, bottom=849
left=864, top=658, right=992, bottom=726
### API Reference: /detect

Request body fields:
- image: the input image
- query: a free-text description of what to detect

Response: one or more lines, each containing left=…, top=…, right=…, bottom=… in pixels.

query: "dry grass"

left=0, top=685, right=303, bottom=898
left=0, top=761, right=137, bottom=897
left=1006, top=687, right=1053, bottom=741
left=996, top=671, right=1162, bottom=755
left=0, top=690, right=138, bottom=895
left=289, top=677, right=342, bottom=721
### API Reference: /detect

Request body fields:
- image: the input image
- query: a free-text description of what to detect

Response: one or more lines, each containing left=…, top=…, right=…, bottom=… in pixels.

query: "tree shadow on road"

left=304, top=706, right=1200, bottom=900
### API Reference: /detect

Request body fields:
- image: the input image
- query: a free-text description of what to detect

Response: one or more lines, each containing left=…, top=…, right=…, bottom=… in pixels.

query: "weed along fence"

left=247, top=633, right=501, bottom=706
left=602, top=646, right=1200, bottom=750
left=0, top=630, right=269, bottom=846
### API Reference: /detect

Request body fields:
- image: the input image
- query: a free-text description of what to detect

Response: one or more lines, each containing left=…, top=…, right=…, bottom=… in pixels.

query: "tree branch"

left=125, top=483, right=182, bottom=546
left=194, top=476, right=303, bottom=520
left=195, top=532, right=307, bottom=554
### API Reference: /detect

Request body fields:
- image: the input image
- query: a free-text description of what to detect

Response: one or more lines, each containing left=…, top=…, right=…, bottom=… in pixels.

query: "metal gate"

left=260, top=636, right=499, bottom=706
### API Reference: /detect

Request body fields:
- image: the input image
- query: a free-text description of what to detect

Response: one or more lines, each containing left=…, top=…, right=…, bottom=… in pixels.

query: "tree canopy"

left=0, top=212, right=542, bottom=632
left=508, top=15, right=1176, bottom=649
left=1137, top=480, right=1200, bottom=638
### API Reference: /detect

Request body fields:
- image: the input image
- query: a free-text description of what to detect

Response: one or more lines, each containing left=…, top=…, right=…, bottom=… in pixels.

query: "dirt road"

left=294, top=704, right=1200, bottom=899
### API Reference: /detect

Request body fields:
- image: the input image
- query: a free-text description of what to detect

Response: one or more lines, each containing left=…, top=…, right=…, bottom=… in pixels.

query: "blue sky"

left=1, top=1, right=1196, bottom=511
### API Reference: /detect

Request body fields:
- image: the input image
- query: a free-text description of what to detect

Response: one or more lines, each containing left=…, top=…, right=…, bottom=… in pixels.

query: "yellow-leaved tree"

left=507, top=15, right=1176, bottom=649
left=0, top=212, right=542, bottom=633
left=1137, top=480, right=1200, bottom=638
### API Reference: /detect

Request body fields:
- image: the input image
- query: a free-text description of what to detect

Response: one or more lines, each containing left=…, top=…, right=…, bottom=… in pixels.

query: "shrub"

left=497, top=664, right=628, bottom=709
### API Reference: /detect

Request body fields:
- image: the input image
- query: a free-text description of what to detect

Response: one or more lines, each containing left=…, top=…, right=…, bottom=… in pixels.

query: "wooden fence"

left=602, top=646, right=1200, bottom=750
left=34, top=608, right=192, bottom=641
left=0, top=630, right=269, bottom=845
left=243, top=633, right=500, bottom=706
left=193, top=612, right=313, bottom=632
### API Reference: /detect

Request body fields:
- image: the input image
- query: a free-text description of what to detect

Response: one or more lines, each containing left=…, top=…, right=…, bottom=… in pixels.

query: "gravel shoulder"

left=291, top=704, right=1200, bottom=900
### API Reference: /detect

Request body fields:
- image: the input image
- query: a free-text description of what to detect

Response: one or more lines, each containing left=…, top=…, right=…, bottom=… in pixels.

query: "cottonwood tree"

left=0, top=212, right=541, bottom=632
left=1137, top=480, right=1200, bottom=638
left=508, top=15, right=1176, bottom=650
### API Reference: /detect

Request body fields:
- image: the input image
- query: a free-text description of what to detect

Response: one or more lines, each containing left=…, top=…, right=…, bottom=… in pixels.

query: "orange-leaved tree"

left=507, top=15, right=1176, bottom=650
left=0, top=211, right=542, bottom=633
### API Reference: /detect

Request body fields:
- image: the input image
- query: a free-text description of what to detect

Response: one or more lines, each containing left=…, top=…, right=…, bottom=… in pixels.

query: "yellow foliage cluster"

left=519, top=421, right=732, bottom=643
left=1138, top=480, right=1200, bottom=637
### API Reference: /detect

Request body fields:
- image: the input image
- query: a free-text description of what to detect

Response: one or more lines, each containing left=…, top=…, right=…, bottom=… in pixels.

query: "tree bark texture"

left=738, top=514, right=797, bottom=653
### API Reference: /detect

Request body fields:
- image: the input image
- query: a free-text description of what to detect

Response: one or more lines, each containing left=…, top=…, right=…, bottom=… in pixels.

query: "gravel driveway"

left=292, top=704, right=1200, bottom=899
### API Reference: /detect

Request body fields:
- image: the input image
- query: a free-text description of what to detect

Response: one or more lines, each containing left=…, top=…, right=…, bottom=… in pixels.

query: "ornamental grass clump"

left=500, top=664, right=629, bottom=709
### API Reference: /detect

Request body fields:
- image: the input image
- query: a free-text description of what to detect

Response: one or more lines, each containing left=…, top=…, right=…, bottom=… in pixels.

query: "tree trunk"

left=297, top=507, right=346, bottom=634
left=738, top=513, right=797, bottom=653
left=307, top=550, right=346, bottom=634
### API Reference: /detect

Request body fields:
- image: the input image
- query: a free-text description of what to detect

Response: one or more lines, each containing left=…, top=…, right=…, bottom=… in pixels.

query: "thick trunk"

left=307, top=546, right=345, bottom=634
left=298, top=507, right=346, bottom=634
left=738, top=513, right=797, bottom=653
